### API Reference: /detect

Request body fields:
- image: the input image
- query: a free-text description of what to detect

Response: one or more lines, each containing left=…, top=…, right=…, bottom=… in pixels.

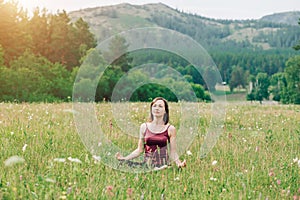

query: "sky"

left=15, top=0, right=300, bottom=20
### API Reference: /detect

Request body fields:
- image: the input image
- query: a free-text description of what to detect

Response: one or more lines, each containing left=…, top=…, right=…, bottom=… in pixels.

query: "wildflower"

left=22, top=144, right=27, bottom=152
left=4, top=156, right=25, bottom=167
left=212, top=160, right=218, bottom=166
left=174, top=176, right=180, bottom=181
left=268, top=170, right=274, bottom=177
left=293, top=157, right=298, bottom=163
left=186, top=150, right=192, bottom=156
left=127, top=188, right=133, bottom=198
left=92, top=155, right=101, bottom=161
left=293, top=195, right=298, bottom=200
left=45, top=178, right=56, bottom=183
left=106, top=185, right=114, bottom=197
left=277, top=179, right=281, bottom=185
left=67, top=157, right=82, bottom=163
left=53, top=158, right=66, bottom=163
left=210, top=177, right=217, bottom=181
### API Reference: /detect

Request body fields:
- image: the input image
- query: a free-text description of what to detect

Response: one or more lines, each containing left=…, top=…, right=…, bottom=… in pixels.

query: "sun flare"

left=13, top=0, right=44, bottom=11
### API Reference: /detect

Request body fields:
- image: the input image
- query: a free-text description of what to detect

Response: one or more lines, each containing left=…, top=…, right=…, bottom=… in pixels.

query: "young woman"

left=116, top=97, right=186, bottom=169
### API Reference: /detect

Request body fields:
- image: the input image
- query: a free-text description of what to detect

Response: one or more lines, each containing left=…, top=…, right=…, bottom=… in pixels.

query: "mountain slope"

left=69, top=3, right=300, bottom=51
left=260, top=11, right=300, bottom=26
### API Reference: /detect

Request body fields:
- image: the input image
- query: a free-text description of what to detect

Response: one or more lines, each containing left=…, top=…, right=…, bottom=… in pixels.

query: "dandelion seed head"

left=68, top=157, right=82, bottom=163
left=212, top=160, right=218, bottom=166
left=22, top=144, right=27, bottom=152
left=53, top=158, right=66, bottom=163
left=4, top=156, right=25, bottom=167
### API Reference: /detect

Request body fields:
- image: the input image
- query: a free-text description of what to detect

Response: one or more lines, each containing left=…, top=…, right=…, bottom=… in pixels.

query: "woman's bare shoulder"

left=168, top=124, right=176, bottom=131
left=168, top=124, right=176, bottom=137
left=140, top=122, right=147, bottom=132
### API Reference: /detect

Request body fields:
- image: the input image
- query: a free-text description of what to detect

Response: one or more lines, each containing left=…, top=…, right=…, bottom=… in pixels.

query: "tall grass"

left=0, top=102, right=299, bottom=199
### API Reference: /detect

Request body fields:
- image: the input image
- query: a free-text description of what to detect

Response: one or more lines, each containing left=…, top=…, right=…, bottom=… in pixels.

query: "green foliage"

left=247, top=73, right=270, bottom=103
left=270, top=73, right=285, bottom=102
left=0, top=2, right=299, bottom=103
left=281, top=56, right=300, bottom=104
left=0, top=51, right=73, bottom=102
left=0, top=2, right=96, bottom=70
left=0, top=1, right=29, bottom=64
left=229, top=66, right=248, bottom=92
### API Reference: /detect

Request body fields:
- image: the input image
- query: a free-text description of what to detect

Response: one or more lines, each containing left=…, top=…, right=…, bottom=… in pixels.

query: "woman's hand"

left=176, top=159, right=187, bottom=168
left=115, top=152, right=125, bottom=161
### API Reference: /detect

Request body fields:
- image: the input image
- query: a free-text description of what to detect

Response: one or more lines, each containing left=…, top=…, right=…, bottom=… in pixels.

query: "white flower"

left=292, top=157, right=298, bottom=163
left=45, top=178, right=56, bottom=183
left=212, top=160, right=218, bottom=166
left=68, top=157, right=82, bottom=163
left=4, top=156, right=25, bottom=167
left=22, top=144, right=28, bottom=152
left=92, top=155, right=101, bottom=161
left=210, top=177, right=217, bottom=181
left=174, top=176, right=180, bottom=181
left=186, top=150, right=192, bottom=156
left=53, top=158, right=66, bottom=163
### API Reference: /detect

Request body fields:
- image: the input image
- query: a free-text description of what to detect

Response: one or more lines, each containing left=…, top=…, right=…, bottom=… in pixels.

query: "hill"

left=260, top=11, right=300, bottom=26
left=69, top=3, right=300, bottom=51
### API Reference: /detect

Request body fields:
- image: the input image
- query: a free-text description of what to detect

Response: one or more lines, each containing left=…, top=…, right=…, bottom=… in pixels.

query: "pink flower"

left=268, top=170, right=274, bottom=177
left=277, top=179, right=281, bottom=185
left=293, top=195, right=298, bottom=200
left=106, top=185, right=114, bottom=197
left=127, top=188, right=133, bottom=197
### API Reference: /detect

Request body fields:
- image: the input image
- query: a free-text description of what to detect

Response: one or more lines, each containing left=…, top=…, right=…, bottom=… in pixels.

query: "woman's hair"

left=149, top=97, right=169, bottom=125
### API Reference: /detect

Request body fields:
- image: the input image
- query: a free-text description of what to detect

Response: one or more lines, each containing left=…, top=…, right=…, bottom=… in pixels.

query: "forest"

left=0, top=1, right=299, bottom=104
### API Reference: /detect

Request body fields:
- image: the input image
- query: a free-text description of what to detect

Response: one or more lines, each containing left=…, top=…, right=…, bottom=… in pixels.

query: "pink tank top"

left=144, top=124, right=170, bottom=167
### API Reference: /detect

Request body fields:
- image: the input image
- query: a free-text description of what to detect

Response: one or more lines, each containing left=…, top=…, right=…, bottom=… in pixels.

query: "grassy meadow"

left=0, top=101, right=299, bottom=199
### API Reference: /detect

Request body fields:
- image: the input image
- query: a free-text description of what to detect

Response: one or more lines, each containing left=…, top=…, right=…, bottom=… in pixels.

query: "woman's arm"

left=169, top=125, right=186, bottom=168
left=115, top=123, right=146, bottom=161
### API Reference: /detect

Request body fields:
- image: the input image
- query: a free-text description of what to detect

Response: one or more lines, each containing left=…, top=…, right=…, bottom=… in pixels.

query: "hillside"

left=260, top=11, right=300, bottom=26
left=69, top=3, right=300, bottom=51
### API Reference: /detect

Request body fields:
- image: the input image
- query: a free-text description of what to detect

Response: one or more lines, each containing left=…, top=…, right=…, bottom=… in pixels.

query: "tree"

left=0, top=1, right=29, bottom=64
left=282, top=56, right=300, bottom=104
left=256, top=73, right=270, bottom=101
left=103, top=35, right=131, bottom=72
left=247, top=73, right=270, bottom=103
left=229, top=65, right=247, bottom=92
left=270, top=72, right=285, bottom=102
left=5, top=50, right=73, bottom=102
left=203, top=66, right=219, bottom=91
left=293, top=19, right=300, bottom=51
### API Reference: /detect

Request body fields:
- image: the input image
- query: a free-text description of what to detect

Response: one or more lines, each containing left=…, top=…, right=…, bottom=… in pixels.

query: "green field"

left=0, top=102, right=299, bottom=199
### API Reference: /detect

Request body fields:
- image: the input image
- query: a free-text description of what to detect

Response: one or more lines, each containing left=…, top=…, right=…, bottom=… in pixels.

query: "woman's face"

left=151, top=99, right=166, bottom=117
